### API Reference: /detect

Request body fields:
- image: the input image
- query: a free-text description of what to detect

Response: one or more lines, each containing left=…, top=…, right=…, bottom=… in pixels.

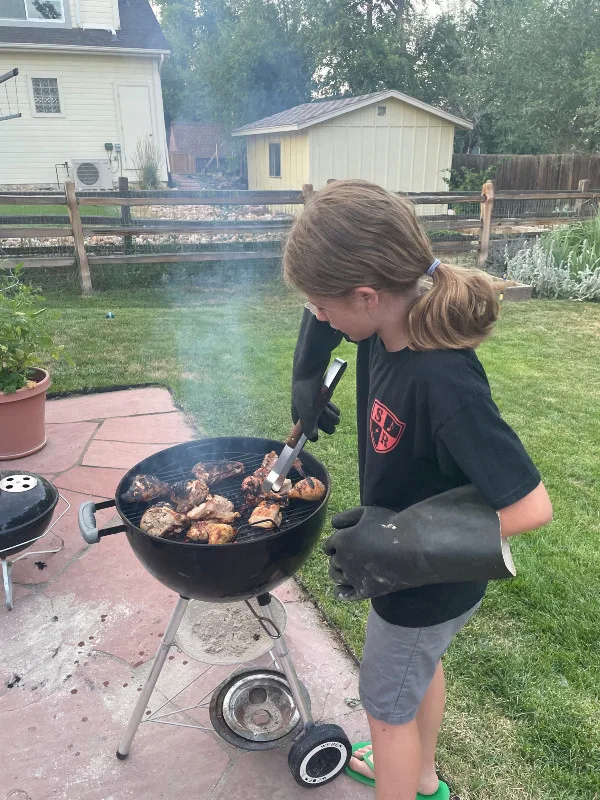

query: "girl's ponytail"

left=283, top=179, right=500, bottom=351
left=407, top=262, right=499, bottom=351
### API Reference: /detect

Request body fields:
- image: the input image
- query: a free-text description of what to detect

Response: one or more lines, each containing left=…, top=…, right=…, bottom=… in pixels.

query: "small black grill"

left=118, top=444, right=320, bottom=544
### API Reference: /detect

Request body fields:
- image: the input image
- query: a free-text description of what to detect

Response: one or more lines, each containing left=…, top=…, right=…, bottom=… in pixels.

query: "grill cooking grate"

left=118, top=445, right=324, bottom=544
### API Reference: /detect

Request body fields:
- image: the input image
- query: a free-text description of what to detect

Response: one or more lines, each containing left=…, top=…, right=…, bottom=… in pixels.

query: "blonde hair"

left=283, top=179, right=498, bottom=350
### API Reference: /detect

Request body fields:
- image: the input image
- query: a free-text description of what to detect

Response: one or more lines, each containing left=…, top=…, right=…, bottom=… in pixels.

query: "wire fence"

left=1, top=180, right=598, bottom=293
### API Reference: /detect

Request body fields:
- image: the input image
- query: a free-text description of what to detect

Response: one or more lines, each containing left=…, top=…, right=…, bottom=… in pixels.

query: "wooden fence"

left=452, top=153, right=600, bottom=190
left=1, top=179, right=599, bottom=294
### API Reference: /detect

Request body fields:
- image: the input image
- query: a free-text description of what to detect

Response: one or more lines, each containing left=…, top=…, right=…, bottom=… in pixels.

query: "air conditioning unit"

left=71, top=159, right=113, bottom=191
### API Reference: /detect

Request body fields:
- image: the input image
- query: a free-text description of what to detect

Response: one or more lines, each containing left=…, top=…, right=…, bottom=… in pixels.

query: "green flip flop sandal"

left=344, top=741, right=451, bottom=798
left=344, top=741, right=375, bottom=788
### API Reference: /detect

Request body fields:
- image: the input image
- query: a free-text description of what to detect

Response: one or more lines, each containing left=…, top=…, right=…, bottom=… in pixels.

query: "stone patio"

left=1, top=388, right=370, bottom=800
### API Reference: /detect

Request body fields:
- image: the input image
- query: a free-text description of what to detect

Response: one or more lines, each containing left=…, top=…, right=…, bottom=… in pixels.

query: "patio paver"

left=1, top=387, right=369, bottom=800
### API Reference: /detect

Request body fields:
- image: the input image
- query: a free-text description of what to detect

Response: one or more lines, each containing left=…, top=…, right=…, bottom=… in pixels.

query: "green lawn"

left=0, top=204, right=118, bottom=217
left=42, top=285, right=600, bottom=800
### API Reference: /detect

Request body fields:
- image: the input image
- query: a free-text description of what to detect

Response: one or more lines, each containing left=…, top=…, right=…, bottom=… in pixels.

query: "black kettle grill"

left=0, top=471, right=69, bottom=609
left=78, top=437, right=353, bottom=788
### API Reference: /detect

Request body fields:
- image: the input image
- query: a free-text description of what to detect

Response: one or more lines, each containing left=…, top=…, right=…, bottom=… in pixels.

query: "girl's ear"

left=352, top=286, right=379, bottom=308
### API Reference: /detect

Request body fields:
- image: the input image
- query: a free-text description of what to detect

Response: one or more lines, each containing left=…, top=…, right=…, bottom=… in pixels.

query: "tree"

left=446, top=0, right=600, bottom=153
left=579, top=50, right=600, bottom=150
left=156, top=0, right=312, bottom=128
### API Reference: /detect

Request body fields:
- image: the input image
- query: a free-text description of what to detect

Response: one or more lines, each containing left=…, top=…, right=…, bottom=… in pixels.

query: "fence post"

left=65, top=180, right=92, bottom=295
left=575, top=178, right=590, bottom=216
left=478, top=180, right=495, bottom=267
left=119, top=176, right=133, bottom=254
left=302, top=184, right=314, bottom=204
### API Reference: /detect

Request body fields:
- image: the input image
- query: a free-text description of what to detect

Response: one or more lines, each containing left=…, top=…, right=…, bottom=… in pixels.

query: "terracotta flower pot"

left=0, top=368, right=51, bottom=460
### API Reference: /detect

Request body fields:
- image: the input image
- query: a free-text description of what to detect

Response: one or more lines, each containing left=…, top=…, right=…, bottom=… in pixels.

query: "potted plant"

left=0, top=266, right=62, bottom=460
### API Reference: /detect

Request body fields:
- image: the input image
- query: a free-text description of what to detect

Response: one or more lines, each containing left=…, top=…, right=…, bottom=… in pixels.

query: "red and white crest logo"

left=370, top=399, right=406, bottom=454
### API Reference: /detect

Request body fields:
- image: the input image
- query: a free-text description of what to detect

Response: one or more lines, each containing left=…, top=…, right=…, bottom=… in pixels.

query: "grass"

left=41, top=282, right=600, bottom=800
left=0, top=204, right=118, bottom=217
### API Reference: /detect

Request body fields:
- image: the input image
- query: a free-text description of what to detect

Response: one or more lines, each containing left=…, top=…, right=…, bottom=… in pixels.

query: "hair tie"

left=427, top=258, right=441, bottom=277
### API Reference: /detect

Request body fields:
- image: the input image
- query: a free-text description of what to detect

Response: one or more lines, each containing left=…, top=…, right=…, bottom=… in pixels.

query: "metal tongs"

left=262, top=357, right=348, bottom=493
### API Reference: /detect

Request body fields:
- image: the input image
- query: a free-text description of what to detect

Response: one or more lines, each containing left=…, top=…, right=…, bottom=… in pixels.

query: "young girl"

left=284, top=179, right=552, bottom=800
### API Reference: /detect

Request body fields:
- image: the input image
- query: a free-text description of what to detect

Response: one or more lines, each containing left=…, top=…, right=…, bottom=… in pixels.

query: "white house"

left=0, top=0, right=170, bottom=188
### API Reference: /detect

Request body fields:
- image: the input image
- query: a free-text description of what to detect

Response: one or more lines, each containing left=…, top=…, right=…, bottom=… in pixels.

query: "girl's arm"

left=498, top=481, right=552, bottom=538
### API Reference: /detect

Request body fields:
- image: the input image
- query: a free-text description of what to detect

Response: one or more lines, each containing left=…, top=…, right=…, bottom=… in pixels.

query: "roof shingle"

left=0, top=0, right=169, bottom=51
left=233, top=90, right=472, bottom=134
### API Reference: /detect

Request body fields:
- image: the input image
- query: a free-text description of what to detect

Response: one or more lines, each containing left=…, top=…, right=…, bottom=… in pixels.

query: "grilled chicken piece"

left=188, top=521, right=237, bottom=545
left=187, top=494, right=239, bottom=524
left=207, top=461, right=245, bottom=485
left=168, top=478, right=209, bottom=514
left=248, top=502, right=282, bottom=530
left=122, top=475, right=169, bottom=503
left=191, top=463, right=209, bottom=482
left=140, top=503, right=190, bottom=538
left=187, top=522, right=209, bottom=542
left=289, top=477, right=326, bottom=502
left=192, top=461, right=245, bottom=486
left=241, top=475, right=292, bottom=507
left=253, top=451, right=302, bottom=480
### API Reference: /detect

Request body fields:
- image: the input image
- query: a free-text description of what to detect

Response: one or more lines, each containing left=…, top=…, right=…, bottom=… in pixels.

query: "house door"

left=116, top=84, right=155, bottom=170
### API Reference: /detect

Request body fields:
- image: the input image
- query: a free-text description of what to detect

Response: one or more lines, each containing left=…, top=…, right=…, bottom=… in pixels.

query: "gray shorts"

left=359, top=602, right=481, bottom=725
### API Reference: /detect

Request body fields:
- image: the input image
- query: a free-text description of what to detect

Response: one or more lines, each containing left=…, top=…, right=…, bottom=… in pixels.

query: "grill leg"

left=2, top=559, right=12, bottom=611
left=260, top=595, right=314, bottom=729
left=116, top=596, right=189, bottom=759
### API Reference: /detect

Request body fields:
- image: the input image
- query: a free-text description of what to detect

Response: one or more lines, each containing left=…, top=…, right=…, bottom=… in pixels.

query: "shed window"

left=377, top=105, right=387, bottom=116
left=269, top=143, right=281, bottom=178
left=0, top=0, right=64, bottom=20
left=32, top=77, right=61, bottom=114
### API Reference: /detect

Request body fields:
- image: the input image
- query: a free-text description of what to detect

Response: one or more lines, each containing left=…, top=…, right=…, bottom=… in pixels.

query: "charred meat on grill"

left=122, top=475, right=169, bottom=504
left=252, top=451, right=303, bottom=481
left=289, top=477, right=326, bottom=502
left=192, top=461, right=245, bottom=486
left=241, top=475, right=292, bottom=507
left=140, top=503, right=190, bottom=538
left=248, top=502, right=282, bottom=530
left=187, top=494, right=239, bottom=524
left=168, top=478, right=210, bottom=514
left=188, top=521, right=237, bottom=545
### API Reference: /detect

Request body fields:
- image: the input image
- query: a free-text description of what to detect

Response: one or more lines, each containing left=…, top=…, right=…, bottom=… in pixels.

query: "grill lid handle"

left=79, top=499, right=123, bottom=543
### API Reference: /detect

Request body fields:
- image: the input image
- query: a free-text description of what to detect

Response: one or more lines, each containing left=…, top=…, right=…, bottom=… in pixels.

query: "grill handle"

left=79, top=499, right=127, bottom=544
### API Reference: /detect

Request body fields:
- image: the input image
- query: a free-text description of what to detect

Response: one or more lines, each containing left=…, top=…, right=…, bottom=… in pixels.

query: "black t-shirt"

left=353, top=335, right=541, bottom=627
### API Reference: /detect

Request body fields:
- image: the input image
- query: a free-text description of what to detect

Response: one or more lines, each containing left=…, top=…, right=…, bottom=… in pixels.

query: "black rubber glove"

left=292, top=306, right=344, bottom=441
left=322, top=484, right=515, bottom=602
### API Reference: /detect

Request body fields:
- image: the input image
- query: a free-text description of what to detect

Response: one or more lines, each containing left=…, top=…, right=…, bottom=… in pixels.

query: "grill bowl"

left=112, top=437, right=330, bottom=602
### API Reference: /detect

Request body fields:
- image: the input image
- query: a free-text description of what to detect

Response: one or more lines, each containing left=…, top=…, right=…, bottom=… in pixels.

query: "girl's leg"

left=349, top=663, right=445, bottom=796
left=416, top=659, right=446, bottom=794
left=367, top=712, right=421, bottom=800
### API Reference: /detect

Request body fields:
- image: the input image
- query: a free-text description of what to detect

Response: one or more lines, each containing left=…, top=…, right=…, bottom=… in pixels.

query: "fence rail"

left=1, top=179, right=597, bottom=293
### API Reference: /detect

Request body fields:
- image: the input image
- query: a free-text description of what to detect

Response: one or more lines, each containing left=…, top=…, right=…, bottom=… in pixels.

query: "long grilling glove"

left=292, top=306, right=345, bottom=441
left=323, top=484, right=515, bottom=602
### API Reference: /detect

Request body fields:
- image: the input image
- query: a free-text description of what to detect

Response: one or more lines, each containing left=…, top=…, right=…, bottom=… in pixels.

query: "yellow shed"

left=232, top=90, right=472, bottom=194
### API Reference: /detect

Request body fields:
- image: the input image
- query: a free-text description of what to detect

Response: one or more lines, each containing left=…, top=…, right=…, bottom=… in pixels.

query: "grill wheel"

left=288, top=723, right=352, bottom=787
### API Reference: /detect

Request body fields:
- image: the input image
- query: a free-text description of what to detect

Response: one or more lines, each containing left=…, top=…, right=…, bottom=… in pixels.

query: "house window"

left=377, top=105, right=387, bottom=116
left=269, top=143, right=281, bottom=178
left=32, top=78, right=61, bottom=114
left=0, top=0, right=64, bottom=20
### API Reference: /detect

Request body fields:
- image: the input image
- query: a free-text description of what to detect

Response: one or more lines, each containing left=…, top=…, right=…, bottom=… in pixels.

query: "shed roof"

left=169, top=122, right=232, bottom=159
left=232, top=90, right=472, bottom=136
